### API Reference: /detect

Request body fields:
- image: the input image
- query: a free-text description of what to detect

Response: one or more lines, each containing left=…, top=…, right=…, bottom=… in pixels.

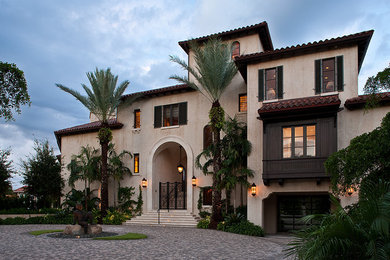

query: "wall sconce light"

left=177, top=146, right=184, bottom=174
left=347, top=186, right=354, bottom=196
left=251, top=183, right=256, bottom=196
left=192, top=176, right=197, bottom=187
left=142, top=178, right=147, bottom=188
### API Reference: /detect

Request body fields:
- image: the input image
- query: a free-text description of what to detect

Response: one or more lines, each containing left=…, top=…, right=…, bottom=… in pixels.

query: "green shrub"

left=217, top=221, right=226, bottom=231
left=225, top=220, right=264, bottom=237
left=103, top=210, right=130, bottom=225
left=197, top=218, right=210, bottom=229
left=0, top=212, right=73, bottom=225
left=199, top=211, right=211, bottom=219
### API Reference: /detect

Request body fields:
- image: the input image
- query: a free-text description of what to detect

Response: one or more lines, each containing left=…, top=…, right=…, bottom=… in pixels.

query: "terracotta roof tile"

left=121, top=84, right=195, bottom=100
left=345, top=92, right=390, bottom=110
left=258, top=95, right=341, bottom=116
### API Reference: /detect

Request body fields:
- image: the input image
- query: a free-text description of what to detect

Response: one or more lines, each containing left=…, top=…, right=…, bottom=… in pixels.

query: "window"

left=154, top=102, right=187, bottom=128
left=134, top=154, right=139, bottom=173
left=134, top=109, right=140, bottom=128
left=203, top=187, right=212, bottom=206
left=232, top=41, right=240, bottom=59
left=239, top=94, right=247, bottom=112
left=203, top=125, right=213, bottom=150
left=258, top=66, right=283, bottom=101
left=315, top=56, right=344, bottom=94
left=283, top=125, right=316, bottom=158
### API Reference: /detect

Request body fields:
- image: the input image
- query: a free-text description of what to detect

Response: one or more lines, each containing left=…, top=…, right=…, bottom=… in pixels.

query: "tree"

left=108, top=143, right=132, bottom=207
left=56, top=68, right=135, bottom=220
left=22, top=140, right=63, bottom=208
left=196, top=117, right=254, bottom=213
left=0, top=62, right=30, bottom=121
left=67, top=145, right=100, bottom=210
left=0, top=148, right=13, bottom=197
left=170, top=38, right=238, bottom=228
left=364, top=66, right=390, bottom=108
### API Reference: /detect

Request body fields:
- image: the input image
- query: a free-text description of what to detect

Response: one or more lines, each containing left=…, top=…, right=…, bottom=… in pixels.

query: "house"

left=54, top=21, right=390, bottom=233
left=13, top=186, right=28, bottom=198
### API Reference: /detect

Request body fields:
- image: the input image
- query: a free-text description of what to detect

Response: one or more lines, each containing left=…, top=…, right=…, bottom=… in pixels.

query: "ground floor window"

left=203, top=187, right=212, bottom=206
left=278, top=195, right=330, bottom=232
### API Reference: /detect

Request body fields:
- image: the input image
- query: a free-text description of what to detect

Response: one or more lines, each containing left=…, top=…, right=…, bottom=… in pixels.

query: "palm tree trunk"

left=100, top=139, right=109, bottom=222
left=84, top=178, right=88, bottom=211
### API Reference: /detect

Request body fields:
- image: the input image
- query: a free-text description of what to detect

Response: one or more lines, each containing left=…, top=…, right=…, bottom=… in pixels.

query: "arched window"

left=203, top=125, right=213, bottom=150
left=232, top=41, right=240, bottom=59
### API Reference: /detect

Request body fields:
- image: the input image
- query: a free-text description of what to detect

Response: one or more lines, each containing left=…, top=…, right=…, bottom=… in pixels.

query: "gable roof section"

left=235, top=30, right=374, bottom=81
left=54, top=118, right=123, bottom=150
left=178, top=21, right=274, bottom=54
left=121, top=84, right=195, bottom=101
left=345, top=92, right=390, bottom=110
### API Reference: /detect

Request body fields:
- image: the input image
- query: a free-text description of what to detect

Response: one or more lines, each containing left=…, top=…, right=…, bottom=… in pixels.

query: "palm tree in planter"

left=57, top=68, right=135, bottom=220
left=170, top=38, right=238, bottom=228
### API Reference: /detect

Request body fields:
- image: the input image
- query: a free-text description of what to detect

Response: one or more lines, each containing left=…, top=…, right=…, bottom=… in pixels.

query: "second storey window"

left=134, top=153, right=139, bottom=173
left=134, top=109, right=141, bottom=128
left=315, top=56, right=344, bottom=94
left=239, top=94, right=247, bottom=112
left=232, top=41, right=240, bottom=59
left=258, top=66, right=283, bottom=101
left=154, top=102, right=187, bottom=128
left=283, top=125, right=316, bottom=158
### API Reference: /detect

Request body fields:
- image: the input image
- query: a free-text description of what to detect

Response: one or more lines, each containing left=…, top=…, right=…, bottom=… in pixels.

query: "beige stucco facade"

left=56, top=22, right=388, bottom=233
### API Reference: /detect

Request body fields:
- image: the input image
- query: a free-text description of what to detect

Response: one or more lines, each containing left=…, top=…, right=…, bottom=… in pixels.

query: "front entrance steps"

left=124, top=210, right=198, bottom=228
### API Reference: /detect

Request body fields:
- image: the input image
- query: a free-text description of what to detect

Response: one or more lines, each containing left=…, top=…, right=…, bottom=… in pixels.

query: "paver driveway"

left=0, top=225, right=293, bottom=259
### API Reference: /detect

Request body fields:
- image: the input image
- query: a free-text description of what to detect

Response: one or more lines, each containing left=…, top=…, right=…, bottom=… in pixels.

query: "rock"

left=88, top=224, right=102, bottom=235
left=63, top=225, right=84, bottom=235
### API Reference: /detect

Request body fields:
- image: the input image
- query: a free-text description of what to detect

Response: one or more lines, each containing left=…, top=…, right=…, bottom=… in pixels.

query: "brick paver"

left=0, top=225, right=293, bottom=259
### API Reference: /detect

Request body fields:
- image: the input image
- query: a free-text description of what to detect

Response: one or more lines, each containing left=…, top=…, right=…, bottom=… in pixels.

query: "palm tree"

left=107, top=143, right=132, bottom=207
left=67, top=145, right=100, bottom=210
left=57, top=68, right=134, bottom=219
left=170, top=38, right=238, bottom=228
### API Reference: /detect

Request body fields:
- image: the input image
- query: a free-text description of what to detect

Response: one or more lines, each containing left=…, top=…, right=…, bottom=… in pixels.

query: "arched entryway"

left=147, top=136, right=194, bottom=212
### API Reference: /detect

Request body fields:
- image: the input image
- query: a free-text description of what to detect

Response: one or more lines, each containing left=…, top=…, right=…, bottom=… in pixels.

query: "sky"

left=0, top=0, right=389, bottom=189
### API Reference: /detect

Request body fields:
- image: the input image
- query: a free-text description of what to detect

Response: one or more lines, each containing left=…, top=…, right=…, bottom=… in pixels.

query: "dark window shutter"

left=154, top=106, right=162, bottom=128
left=277, top=66, right=283, bottom=99
left=179, top=102, right=187, bottom=125
left=315, top=59, right=322, bottom=94
left=258, top=69, right=264, bottom=101
left=336, top=56, right=344, bottom=91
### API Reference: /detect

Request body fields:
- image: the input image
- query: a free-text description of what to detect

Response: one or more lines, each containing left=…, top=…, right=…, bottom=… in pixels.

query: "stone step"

left=125, top=210, right=198, bottom=227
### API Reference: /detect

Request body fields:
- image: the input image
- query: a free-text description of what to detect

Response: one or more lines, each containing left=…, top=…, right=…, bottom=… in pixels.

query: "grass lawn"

left=29, top=229, right=63, bottom=236
left=94, top=232, right=147, bottom=240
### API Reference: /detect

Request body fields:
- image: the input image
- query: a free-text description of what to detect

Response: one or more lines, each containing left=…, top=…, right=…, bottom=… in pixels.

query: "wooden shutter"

left=315, top=59, right=322, bottom=94
left=277, top=66, right=283, bottom=99
left=178, top=102, right=187, bottom=125
left=336, top=56, right=344, bottom=91
left=154, top=106, right=162, bottom=128
left=258, top=69, right=264, bottom=101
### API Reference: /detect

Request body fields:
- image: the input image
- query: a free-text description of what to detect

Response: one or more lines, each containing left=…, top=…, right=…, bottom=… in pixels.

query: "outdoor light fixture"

left=347, top=186, right=354, bottom=196
left=177, top=145, right=184, bottom=174
left=251, top=183, right=256, bottom=196
left=142, top=178, right=147, bottom=188
left=192, top=176, right=197, bottom=187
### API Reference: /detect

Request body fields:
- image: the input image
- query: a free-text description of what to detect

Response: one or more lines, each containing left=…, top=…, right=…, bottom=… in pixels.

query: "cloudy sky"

left=1, top=0, right=389, bottom=188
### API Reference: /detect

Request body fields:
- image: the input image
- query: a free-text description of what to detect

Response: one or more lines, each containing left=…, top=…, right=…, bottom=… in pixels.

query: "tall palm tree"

left=107, top=143, right=132, bottom=207
left=67, top=145, right=100, bottom=211
left=170, top=38, right=238, bottom=228
left=56, top=68, right=133, bottom=220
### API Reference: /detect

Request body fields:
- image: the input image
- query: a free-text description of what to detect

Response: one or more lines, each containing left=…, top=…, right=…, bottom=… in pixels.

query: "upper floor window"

left=134, top=153, right=139, bottom=173
left=154, top=102, right=187, bottom=128
left=315, top=56, right=344, bottom=94
left=134, top=109, right=141, bottom=128
left=258, top=66, right=283, bottom=101
left=232, top=41, right=240, bottom=59
left=239, top=94, right=247, bottom=112
left=283, top=125, right=316, bottom=158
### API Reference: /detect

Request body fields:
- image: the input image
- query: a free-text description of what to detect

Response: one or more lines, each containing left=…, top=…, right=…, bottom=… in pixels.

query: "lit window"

left=265, top=68, right=277, bottom=100
left=232, top=41, right=240, bottom=59
left=134, top=154, right=139, bottom=173
left=315, top=56, right=344, bottom=94
left=283, top=125, right=316, bottom=158
left=322, top=58, right=335, bottom=92
left=239, top=94, right=247, bottom=112
left=163, top=104, right=179, bottom=127
left=134, top=109, right=140, bottom=128
left=203, top=187, right=212, bottom=206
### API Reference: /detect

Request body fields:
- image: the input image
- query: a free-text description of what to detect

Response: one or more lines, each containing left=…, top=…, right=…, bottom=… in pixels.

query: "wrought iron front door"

left=159, top=182, right=186, bottom=210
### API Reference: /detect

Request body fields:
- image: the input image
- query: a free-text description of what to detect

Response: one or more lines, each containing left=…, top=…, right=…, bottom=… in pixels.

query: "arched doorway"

left=151, top=141, right=188, bottom=210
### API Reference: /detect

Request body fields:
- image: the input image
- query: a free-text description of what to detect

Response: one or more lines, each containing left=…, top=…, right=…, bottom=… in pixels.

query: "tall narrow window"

left=232, top=41, right=240, bottom=59
left=134, top=109, right=141, bottom=128
left=203, top=187, right=212, bottom=206
left=203, top=125, right=213, bottom=150
left=283, top=125, right=316, bottom=158
left=134, top=153, right=139, bottom=173
left=322, top=58, right=335, bottom=92
left=239, top=94, right=247, bottom=112
left=265, top=68, right=277, bottom=100
left=315, top=56, right=344, bottom=94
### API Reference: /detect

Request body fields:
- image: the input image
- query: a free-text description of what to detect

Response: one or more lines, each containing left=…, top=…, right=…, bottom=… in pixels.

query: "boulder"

left=63, top=224, right=84, bottom=235
left=88, top=224, right=102, bottom=235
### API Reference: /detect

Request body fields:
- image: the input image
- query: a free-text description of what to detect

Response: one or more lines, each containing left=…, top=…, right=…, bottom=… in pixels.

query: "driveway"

left=0, top=225, right=293, bottom=260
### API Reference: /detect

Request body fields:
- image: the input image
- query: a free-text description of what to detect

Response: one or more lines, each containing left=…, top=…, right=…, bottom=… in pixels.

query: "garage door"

left=278, top=195, right=330, bottom=232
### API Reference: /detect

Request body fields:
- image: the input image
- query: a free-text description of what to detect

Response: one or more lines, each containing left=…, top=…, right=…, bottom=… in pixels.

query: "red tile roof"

left=178, top=21, right=274, bottom=54
left=258, top=95, right=341, bottom=117
left=14, top=186, right=27, bottom=193
left=345, top=92, right=390, bottom=110
left=121, top=84, right=195, bottom=101
left=235, top=30, right=373, bottom=79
